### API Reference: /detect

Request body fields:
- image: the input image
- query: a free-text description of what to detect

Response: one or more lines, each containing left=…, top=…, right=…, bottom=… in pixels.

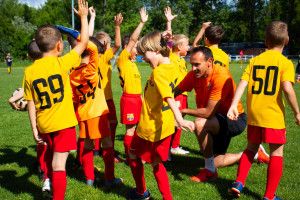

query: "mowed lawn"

left=0, top=60, right=299, bottom=200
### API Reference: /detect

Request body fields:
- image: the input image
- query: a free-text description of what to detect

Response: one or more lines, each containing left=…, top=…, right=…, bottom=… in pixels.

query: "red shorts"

left=106, top=99, right=118, bottom=124
left=247, top=125, right=286, bottom=144
left=175, top=94, right=188, bottom=110
left=79, top=115, right=111, bottom=139
left=130, top=134, right=172, bottom=163
left=40, top=127, right=77, bottom=152
left=120, top=93, right=142, bottom=124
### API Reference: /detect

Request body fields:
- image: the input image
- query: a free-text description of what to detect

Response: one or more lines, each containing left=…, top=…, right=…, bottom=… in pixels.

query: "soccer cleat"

left=263, top=196, right=282, bottom=200
left=104, top=177, right=123, bottom=188
left=190, top=168, right=218, bottom=182
left=42, top=178, right=51, bottom=192
left=257, top=144, right=270, bottom=164
left=170, top=147, right=190, bottom=155
left=127, top=188, right=151, bottom=200
left=228, top=181, right=244, bottom=198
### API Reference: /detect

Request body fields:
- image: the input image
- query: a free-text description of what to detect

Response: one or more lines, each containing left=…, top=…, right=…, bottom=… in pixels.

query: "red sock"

left=171, top=128, right=182, bottom=148
left=153, top=163, right=173, bottom=200
left=110, top=122, right=117, bottom=148
left=52, top=171, right=66, bottom=200
left=124, top=134, right=134, bottom=161
left=236, top=149, right=255, bottom=185
left=82, top=148, right=94, bottom=181
left=94, top=138, right=100, bottom=151
left=37, top=143, right=47, bottom=175
left=128, top=158, right=146, bottom=194
left=102, top=147, right=115, bottom=181
left=76, top=138, right=85, bottom=165
left=264, top=156, right=283, bottom=199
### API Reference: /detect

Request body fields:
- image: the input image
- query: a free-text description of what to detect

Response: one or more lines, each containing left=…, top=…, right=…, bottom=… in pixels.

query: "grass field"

left=0, top=61, right=299, bottom=200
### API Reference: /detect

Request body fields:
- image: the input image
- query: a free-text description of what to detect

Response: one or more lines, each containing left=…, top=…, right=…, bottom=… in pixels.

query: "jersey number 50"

left=252, top=65, right=278, bottom=95
left=33, top=74, right=64, bottom=109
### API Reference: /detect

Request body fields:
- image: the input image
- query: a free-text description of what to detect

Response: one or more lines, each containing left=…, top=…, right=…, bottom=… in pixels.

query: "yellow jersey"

left=137, top=63, right=179, bottom=142
left=99, top=48, right=114, bottom=100
left=70, top=41, right=109, bottom=121
left=169, top=52, right=188, bottom=96
left=241, top=50, right=295, bottom=129
left=117, top=49, right=142, bottom=94
left=24, top=50, right=80, bottom=133
left=209, top=45, right=229, bottom=69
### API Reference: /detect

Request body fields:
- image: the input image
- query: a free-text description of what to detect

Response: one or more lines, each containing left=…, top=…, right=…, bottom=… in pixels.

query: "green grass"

left=0, top=61, right=299, bottom=200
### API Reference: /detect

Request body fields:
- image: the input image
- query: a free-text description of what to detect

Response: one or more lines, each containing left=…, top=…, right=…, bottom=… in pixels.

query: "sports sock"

left=171, top=127, right=182, bottom=149
left=110, top=122, right=117, bottom=148
left=153, top=163, right=173, bottom=200
left=82, top=148, right=94, bottom=181
left=123, top=134, right=134, bottom=161
left=264, top=156, right=283, bottom=199
left=52, top=171, right=66, bottom=200
left=37, top=143, right=47, bottom=177
left=128, top=158, right=146, bottom=194
left=102, top=147, right=115, bottom=181
left=76, top=138, right=85, bottom=165
left=236, top=149, right=255, bottom=185
left=205, top=156, right=216, bottom=173
left=94, top=138, right=100, bottom=152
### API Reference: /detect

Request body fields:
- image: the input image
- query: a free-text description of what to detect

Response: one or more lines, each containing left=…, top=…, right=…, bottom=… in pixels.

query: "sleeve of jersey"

left=241, top=60, right=253, bottom=81
left=177, top=71, right=194, bottom=92
left=23, top=69, right=33, bottom=101
left=281, top=60, right=295, bottom=83
left=84, top=42, right=99, bottom=80
left=60, top=50, right=81, bottom=72
left=117, top=49, right=130, bottom=70
left=105, top=48, right=114, bottom=63
left=153, top=69, right=173, bottom=99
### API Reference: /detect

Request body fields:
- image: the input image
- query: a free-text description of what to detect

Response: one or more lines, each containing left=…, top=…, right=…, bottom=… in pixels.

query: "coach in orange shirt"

left=174, top=46, right=247, bottom=182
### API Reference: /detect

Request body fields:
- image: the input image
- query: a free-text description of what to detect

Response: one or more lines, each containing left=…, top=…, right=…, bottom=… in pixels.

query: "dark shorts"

left=213, top=113, right=247, bottom=155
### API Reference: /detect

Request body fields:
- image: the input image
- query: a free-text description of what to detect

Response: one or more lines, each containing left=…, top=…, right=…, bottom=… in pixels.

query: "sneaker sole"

left=228, top=188, right=241, bottom=198
left=190, top=176, right=217, bottom=183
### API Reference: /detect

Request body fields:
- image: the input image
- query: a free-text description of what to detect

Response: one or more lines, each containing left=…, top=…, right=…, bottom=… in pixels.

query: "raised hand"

left=89, top=6, right=96, bottom=18
left=202, top=21, right=212, bottom=29
left=74, top=0, right=89, bottom=17
left=140, top=7, right=148, bottom=23
left=164, top=6, right=177, bottom=22
left=114, top=13, right=123, bottom=26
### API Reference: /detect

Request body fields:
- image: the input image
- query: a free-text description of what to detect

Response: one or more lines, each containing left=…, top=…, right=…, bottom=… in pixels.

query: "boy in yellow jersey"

left=164, top=6, right=190, bottom=156
left=227, top=21, right=300, bottom=200
left=117, top=7, right=147, bottom=163
left=23, top=1, right=89, bottom=199
left=89, top=11, right=123, bottom=160
left=193, top=22, right=229, bottom=69
left=127, top=31, right=194, bottom=200
left=59, top=23, right=122, bottom=187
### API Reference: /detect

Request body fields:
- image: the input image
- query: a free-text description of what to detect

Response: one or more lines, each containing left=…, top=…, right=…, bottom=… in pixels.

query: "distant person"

left=227, top=21, right=300, bottom=200
left=23, top=0, right=89, bottom=199
left=193, top=22, right=229, bottom=69
left=239, top=49, right=244, bottom=68
left=5, top=53, right=13, bottom=74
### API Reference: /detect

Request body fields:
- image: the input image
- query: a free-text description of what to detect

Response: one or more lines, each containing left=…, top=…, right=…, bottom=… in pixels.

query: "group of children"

left=8, top=1, right=300, bottom=199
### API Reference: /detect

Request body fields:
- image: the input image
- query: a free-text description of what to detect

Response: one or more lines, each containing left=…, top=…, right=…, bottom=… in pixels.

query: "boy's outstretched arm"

left=227, top=80, right=248, bottom=120
left=164, top=6, right=177, bottom=34
left=27, top=100, right=44, bottom=144
left=125, top=7, right=148, bottom=53
left=192, top=22, right=211, bottom=47
left=73, top=0, right=89, bottom=55
left=88, top=6, right=96, bottom=36
left=167, top=98, right=195, bottom=132
left=282, top=81, right=300, bottom=125
left=112, top=13, right=123, bottom=53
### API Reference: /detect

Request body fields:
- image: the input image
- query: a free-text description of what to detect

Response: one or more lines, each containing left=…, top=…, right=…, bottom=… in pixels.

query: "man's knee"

left=194, top=118, right=207, bottom=134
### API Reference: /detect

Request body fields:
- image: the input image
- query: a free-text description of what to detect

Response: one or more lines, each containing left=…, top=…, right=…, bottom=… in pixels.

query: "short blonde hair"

left=172, top=34, right=189, bottom=50
left=137, top=31, right=169, bottom=57
left=95, top=31, right=111, bottom=45
left=265, top=21, right=288, bottom=48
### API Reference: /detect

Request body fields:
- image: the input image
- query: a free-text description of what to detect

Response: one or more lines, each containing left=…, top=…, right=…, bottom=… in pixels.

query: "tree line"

left=1, top=0, right=299, bottom=59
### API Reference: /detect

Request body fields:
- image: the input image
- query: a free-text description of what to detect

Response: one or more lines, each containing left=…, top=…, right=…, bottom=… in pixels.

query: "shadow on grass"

left=0, top=146, right=46, bottom=200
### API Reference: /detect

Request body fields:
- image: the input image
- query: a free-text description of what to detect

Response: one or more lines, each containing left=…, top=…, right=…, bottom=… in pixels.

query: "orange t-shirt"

left=178, top=65, right=244, bottom=115
left=70, top=41, right=109, bottom=121
left=99, top=48, right=114, bottom=100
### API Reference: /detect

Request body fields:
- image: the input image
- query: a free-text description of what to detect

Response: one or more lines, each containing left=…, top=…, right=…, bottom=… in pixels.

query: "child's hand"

left=178, top=120, right=195, bottom=132
left=202, top=22, right=211, bottom=29
left=295, top=113, right=300, bottom=125
left=89, top=6, right=96, bottom=18
left=227, top=106, right=239, bottom=120
left=74, top=0, right=89, bottom=17
left=164, top=6, right=177, bottom=22
left=114, top=13, right=123, bottom=26
left=33, top=128, right=44, bottom=144
left=140, top=7, right=148, bottom=23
